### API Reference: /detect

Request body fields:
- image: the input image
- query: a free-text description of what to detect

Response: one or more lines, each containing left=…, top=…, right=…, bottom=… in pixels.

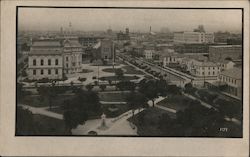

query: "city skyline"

left=18, top=8, right=242, bottom=33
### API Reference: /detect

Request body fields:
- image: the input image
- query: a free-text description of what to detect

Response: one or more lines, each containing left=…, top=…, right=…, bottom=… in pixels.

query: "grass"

left=102, top=65, right=144, bottom=75
left=32, top=114, right=67, bottom=135
left=99, top=75, right=139, bottom=81
left=103, top=104, right=130, bottom=118
left=79, top=69, right=93, bottom=73
left=99, top=91, right=130, bottom=102
left=22, top=94, right=76, bottom=107
left=128, top=107, right=173, bottom=136
left=122, top=65, right=144, bottom=75
left=157, top=95, right=192, bottom=111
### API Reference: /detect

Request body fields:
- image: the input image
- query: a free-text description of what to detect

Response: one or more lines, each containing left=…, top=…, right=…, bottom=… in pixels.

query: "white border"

left=0, top=0, right=249, bottom=156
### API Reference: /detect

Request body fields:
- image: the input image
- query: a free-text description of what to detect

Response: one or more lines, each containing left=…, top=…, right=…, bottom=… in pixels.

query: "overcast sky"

left=18, top=8, right=242, bottom=33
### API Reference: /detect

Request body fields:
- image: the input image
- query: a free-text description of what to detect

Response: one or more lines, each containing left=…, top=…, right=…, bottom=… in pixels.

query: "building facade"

left=218, top=67, right=242, bottom=99
left=209, top=45, right=242, bottom=62
left=174, top=31, right=214, bottom=44
left=27, top=40, right=63, bottom=80
left=63, top=39, right=83, bottom=74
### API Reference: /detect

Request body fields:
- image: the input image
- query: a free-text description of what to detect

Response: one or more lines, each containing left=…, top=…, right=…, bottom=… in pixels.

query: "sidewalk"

left=19, top=104, right=63, bottom=120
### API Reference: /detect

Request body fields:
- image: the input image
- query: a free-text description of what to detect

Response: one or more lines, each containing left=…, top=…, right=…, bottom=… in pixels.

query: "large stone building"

left=174, top=31, right=214, bottom=44
left=27, top=39, right=83, bottom=80
left=209, top=45, right=242, bottom=62
left=27, top=40, right=63, bottom=79
left=63, top=39, right=83, bottom=74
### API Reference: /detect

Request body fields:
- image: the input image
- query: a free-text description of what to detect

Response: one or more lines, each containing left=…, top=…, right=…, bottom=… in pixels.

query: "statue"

left=98, top=113, right=108, bottom=130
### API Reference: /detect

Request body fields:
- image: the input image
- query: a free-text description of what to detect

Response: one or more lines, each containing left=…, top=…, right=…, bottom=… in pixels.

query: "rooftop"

left=29, top=49, right=62, bottom=55
left=64, top=39, right=82, bottom=47
left=220, top=67, right=242, bottom=79
left=209, top=45, right=242, bottom=48
left=32, top=40, right=61, bottom=47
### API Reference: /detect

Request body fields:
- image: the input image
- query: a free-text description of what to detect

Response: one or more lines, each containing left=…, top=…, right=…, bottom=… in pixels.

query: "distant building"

left=92, top=39, right=115, bottom=62
left=117, top=28, right=130, bottom=41
left=209, top=45, right=242, bottom=62
left=78, top=36, right=104, bottom=48
left=218, top=67, right=242, bottom=99
left=144, top=50, right=154, bottom=60
left=174, top=31, right=214, bottom=44
left=27, top=40, right=63, bottom=79
left=174, top=43, right=210, bottom=54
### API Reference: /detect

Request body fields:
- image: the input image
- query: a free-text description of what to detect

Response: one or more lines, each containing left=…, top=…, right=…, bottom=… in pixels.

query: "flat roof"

left=220, top=67, right=242, bottom=79
left=32, top=40, right=61, bottom=47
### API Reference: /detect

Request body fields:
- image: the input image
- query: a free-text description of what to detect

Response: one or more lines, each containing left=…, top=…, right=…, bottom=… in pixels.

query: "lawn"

left=128, top=107, right=174, bottom=136
left=157, top=95, right=193, bottom=111
left=78, top=69, right=93, bottom=73
left=99, top=91, right=130, bottom=102
left=99, top=75, right=140, bottom=81
left=102, top=65, right=144, bottom=75
left=22, top=94, right=76, bottom=107
left=122, top=65, right=144, bottom=75
left=103, top=104, right=131, bottom=118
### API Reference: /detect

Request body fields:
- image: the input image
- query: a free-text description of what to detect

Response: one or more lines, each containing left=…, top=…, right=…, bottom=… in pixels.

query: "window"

left=55, top=59, right=58, bottom=65
left=41, top=59, right=44, bottom=66
left=202, top=72, right=204, bottom=75
left=55, top=69, right=58, bottom=74
left=33, top=59, right=36, bottom=66
left=66, top=57, right=68, bottom=61
left=208, top=72, right=210, bottom=75
left=66, top=63, right=68, bottom=68
left=48, top=59, right=51, bottom=65
left=48, top=69, right=51, bottom=75
left=213, top=71, right=215, bottom=75
left=41, top=69, right=43, bottom=75
left=33, top=70, right=36, bottom=75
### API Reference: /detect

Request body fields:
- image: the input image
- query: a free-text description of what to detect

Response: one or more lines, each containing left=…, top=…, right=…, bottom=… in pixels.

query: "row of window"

left=33, top=69, right=59, bottom=75
left=196, top=71, right=217, bottom=76
left=33, top=59, right=59, bottom=66
left=220, top=75, right=238, bottom=85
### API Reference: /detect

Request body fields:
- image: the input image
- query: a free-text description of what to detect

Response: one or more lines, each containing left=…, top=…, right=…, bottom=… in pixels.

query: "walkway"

left=19, top=104, right=63, bottom=120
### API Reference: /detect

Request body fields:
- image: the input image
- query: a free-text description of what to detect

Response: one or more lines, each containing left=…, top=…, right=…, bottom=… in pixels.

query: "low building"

left=191, top=61, right=220, bottom=77
left=144, top=50, right=154, bottom=60
left=218, top=67, right=242, bottom=99
left=219, top=60, right=236, bottom=71
left=27, top=40, right=63, bottom=80
left=209, top=45, right=242, bottom=62
left=78, top=36, right=104, bottom=48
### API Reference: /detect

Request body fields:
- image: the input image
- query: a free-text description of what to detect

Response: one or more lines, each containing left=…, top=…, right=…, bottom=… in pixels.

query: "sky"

left=18, top=8, right=242, bottom=33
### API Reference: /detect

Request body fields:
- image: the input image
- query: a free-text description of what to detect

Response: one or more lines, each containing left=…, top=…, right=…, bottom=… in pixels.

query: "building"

left=209, top=45, right=242, bottom=62
left=174, top=31, right=214, bottom=44
left=219, top=60, right=235, bottom=71
left=191, top=61, right=220, bottom=77
left=92, top=39, right=115, bottom=62
left=63, top=39, right=83, bottom=74
left=218, top=67, right=242, bottom=99
left=27, top=38, right=84, bottom=80
left=174, top=43, right=210, bottom=54
left=144, top=50, right=154, bottom=60
left=117, top=28, right=130, bottom=41
left=78, top=36, right=104, bottom=48
left=27, top=40, right=63, bottom=79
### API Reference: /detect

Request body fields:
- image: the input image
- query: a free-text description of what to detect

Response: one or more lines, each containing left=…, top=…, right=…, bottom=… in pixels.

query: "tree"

left=138, top=80, right=167, bottom=107
left=63, top=90, right=101, bottom=134
left=126, top=92, right=147, bottom=118
left=116, top=81, right=136, bottom=91
left=115, top=68, right=124, bottom=80
left=37, top=85, right=56, bottom=110
left=184, top=82, right=196, bottom=94
left=86, top=84, right=94, bottom=91
left=100, top=84, right=106, bottom=91
left=16, top=107, right=36, bottom=135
